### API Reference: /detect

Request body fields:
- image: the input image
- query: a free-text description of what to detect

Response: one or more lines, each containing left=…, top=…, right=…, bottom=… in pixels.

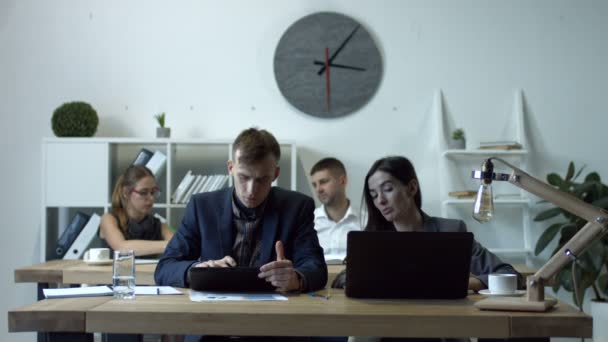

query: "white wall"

left=1, top=1, right=607, bottom=341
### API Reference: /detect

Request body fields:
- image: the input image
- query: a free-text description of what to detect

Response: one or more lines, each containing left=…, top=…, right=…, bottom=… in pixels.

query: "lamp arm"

left=490, top=157, right=608, bottom=300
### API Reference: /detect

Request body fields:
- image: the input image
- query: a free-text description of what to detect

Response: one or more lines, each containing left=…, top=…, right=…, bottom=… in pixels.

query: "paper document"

left=43, top=286, right=112, bottom=299
left=135, top=258, right=159, bottom=265
left=189, top=290, right=287, bottom=302
left=135, top=286, right=182, bottom=295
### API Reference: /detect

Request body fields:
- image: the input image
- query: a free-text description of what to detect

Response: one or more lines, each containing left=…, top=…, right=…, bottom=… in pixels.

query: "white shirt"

left=314, top=203, right=361, bottom=262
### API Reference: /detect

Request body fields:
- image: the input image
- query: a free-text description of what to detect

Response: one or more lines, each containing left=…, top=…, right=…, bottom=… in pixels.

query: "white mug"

left=488, top=273, right=517, bottom=294
left=84, top=248, right=110, bottom=261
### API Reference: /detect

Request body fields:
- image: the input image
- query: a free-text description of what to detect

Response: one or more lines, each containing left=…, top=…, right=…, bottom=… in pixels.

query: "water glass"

left=112, top=250, right=135, bottom=299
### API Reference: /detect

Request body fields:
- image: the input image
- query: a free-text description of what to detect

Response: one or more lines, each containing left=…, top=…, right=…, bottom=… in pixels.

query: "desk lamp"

left=471, top=157, right=608, bottom=311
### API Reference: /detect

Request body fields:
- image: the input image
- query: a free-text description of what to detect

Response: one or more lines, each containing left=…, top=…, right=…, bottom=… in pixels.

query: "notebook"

left=189, top=267, right=276, bottom=292
left=345, top=231, right=473, bottom=299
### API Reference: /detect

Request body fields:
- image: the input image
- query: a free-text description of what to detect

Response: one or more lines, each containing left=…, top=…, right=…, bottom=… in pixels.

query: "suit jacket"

left=155, top=187, right=328, bottom=291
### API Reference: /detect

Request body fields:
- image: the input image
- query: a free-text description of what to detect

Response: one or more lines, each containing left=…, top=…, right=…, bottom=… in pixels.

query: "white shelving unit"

left=435, top=89, right=532, bottom=259
left=41, top=137, right=297, bottom=262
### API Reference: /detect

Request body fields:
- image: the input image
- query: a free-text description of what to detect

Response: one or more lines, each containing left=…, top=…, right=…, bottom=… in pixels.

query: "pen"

left=308, top=292, right=330, bottom=300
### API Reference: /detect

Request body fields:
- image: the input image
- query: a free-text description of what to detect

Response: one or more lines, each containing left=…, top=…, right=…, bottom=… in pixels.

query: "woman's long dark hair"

left=362, top=156, right=421, bottom=232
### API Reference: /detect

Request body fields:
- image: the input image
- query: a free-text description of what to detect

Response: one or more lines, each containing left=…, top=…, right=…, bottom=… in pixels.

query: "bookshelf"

left=41, top=138, right=297, bottom=262
left=435, top=89, right=532, bottom=260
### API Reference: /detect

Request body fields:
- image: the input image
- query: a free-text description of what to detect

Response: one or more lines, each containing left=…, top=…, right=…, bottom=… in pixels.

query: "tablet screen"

left=189, top=267, right=277, bottom=292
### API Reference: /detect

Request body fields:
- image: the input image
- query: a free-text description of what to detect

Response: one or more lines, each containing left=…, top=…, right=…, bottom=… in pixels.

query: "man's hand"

left=258, top=241, right=300, bottom=291
left=194, top=255, right=236, bottom=268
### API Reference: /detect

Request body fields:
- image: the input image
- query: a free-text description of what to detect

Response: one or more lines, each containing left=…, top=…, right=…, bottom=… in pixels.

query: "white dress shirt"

left=313, top=203, right=361, bottom=262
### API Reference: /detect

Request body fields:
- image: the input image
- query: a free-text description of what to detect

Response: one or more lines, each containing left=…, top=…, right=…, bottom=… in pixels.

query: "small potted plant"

left=449, top=128, right=466, bottom=149
left=155, top=112, right=170, bottom=138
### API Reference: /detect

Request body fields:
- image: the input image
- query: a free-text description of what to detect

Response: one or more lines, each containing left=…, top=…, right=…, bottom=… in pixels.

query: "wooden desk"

left=16, top=261, right=344, bottom=287
left=15, top=261, right=535, bottom=289
left=15, top=260, right=157, bottom=286
left=9, top=289, right=591, bottom=339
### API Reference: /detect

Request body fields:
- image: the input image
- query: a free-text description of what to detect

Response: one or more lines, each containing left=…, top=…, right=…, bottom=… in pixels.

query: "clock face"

left=274, top=12, right=383, bottom=118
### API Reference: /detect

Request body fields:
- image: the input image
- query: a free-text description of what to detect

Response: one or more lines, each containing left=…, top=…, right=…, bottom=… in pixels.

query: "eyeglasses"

left=131, top=187, right=161, bottom=199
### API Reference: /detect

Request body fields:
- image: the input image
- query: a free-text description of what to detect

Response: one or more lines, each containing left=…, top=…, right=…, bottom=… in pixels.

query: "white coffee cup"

left=84, top=248, right=110, bottom=261
left=488, top=273, right=517, bottom=295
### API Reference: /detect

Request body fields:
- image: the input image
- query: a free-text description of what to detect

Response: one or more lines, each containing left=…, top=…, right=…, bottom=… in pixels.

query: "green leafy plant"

left=534, top=162, right=608, bottom=305
left=451, top=128, right=465, bottom=141
left=51, top=101, right=98, bottom=137
left=154, top=112, right=166, bottom=128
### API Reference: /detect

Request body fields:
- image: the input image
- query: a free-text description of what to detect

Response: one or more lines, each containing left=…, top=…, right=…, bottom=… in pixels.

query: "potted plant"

left=51, top=101, right=99, bottom=137
left=534, top=162, right=608, bottom=339
left=155, top=112, right=170, bottom=138
left=449, top=128, right=466, bottom=149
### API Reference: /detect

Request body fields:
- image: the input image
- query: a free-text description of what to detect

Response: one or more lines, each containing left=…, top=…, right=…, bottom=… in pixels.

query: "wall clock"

left=274, top=12, right=383, bottom=118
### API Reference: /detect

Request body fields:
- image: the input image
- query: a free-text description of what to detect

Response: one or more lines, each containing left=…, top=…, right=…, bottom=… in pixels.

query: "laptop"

left=345, top=231, right=473, bottom=299
left=189, top=267, right=276, bottom=292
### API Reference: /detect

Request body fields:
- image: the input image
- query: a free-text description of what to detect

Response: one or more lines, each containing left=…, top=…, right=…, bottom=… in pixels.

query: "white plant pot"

left=591, top=299, right=608, bottom=341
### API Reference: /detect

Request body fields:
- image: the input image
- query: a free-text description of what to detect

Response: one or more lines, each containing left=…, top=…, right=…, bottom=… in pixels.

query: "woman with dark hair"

left=333, top=156, right=522, bottom=291
left=100, top=165, right=174, bottom=256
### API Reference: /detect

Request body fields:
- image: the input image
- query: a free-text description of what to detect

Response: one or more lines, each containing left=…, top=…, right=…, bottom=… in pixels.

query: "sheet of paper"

left=135, top=286, right=182, bottom=295
left=189, top=290, right=288, bottom=302
left=43, top=286, right=113, bottom=299
left=135, top=258, right=159, bottom=265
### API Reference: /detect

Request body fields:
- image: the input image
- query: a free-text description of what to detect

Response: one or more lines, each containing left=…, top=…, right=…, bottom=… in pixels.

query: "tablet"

left=189, top=266, right=276, bottom=292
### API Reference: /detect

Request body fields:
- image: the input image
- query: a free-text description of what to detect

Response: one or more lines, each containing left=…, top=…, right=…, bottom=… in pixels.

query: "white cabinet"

left=435, top=89, right=532, bottom=260
left=41, top=138, right=297, bottom=261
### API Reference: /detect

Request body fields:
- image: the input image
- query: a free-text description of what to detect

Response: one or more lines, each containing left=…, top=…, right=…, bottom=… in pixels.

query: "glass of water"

left=112, top=249, right=135, bottom=299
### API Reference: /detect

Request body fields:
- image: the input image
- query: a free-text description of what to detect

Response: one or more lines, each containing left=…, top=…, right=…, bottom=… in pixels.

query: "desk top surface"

left=14, top=261, right=535, bottom=286
left=9, top=289, right=591, bottom=338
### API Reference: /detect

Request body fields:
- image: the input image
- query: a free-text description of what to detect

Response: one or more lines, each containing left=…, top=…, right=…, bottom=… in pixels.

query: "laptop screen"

left=345, top=231, right=473, bottom=299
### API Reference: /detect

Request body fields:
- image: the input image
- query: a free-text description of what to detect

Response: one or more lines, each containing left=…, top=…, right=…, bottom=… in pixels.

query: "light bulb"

left=473, top=183, right=494, bottom=223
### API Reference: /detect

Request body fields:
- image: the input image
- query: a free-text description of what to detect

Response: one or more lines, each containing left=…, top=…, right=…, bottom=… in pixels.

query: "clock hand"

left=313, top=61, right=366, bottom=71
left=317, top=24, right=361, bottom=75
left=325, top=47, right=330, bottom=112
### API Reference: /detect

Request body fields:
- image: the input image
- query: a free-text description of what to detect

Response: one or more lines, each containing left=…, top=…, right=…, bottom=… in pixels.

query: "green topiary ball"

left=51, top=101, right=99, bottom=137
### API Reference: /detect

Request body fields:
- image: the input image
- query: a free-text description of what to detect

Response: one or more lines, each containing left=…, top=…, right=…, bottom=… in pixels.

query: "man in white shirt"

left=310, top=158, right=361, bottom=263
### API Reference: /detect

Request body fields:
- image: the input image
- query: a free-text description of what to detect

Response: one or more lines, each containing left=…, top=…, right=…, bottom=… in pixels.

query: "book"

left=478, top=141, right=523, bottom=150
left=172, top=170, right=193, bottom=203
left=175, top=173, right=196, bottom=204
left=448, top=190, right=477, bottom=199
left=132, top=148, right=154, bottom=166
left=54, top=211, right=90, bottom=259
left=146, top=150, right=167, bottom=177
left=182, top=175, right=203, bottom=203
left=63, top=213, right=102, bottom=260
left=478, top=144, right=523, bottom=150
left=479, top=140, right=521, bottom=146
left=193, top=175, right=209, bottom=194
left=201, top=175, right=217, bottom=192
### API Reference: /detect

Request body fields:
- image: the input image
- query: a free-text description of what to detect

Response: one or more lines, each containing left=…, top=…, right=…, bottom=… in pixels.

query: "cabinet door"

left=44, top=142, right=109, bottom=206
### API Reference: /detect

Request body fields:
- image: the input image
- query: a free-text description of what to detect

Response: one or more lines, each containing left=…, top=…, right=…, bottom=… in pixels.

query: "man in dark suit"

left=155, top=127, right=327, bottom=294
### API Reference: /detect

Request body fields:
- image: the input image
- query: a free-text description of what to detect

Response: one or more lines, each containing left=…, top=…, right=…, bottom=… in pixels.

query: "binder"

left=54, top=211, right=90, bottom=259
left=63, top=213, right=102, bottom=260
left=132, top=148, right=154, bottom=166
left=146, top=150, right=167, bottom=177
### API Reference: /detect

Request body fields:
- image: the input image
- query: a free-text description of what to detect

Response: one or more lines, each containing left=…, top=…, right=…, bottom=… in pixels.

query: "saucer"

left=83, top=259, right=112, bottom=266
left=478, top=289, right=526, bottom=297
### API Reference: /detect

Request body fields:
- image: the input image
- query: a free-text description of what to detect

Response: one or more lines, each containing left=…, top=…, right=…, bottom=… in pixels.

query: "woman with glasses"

left=100, top=165, right=174, bottom=256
